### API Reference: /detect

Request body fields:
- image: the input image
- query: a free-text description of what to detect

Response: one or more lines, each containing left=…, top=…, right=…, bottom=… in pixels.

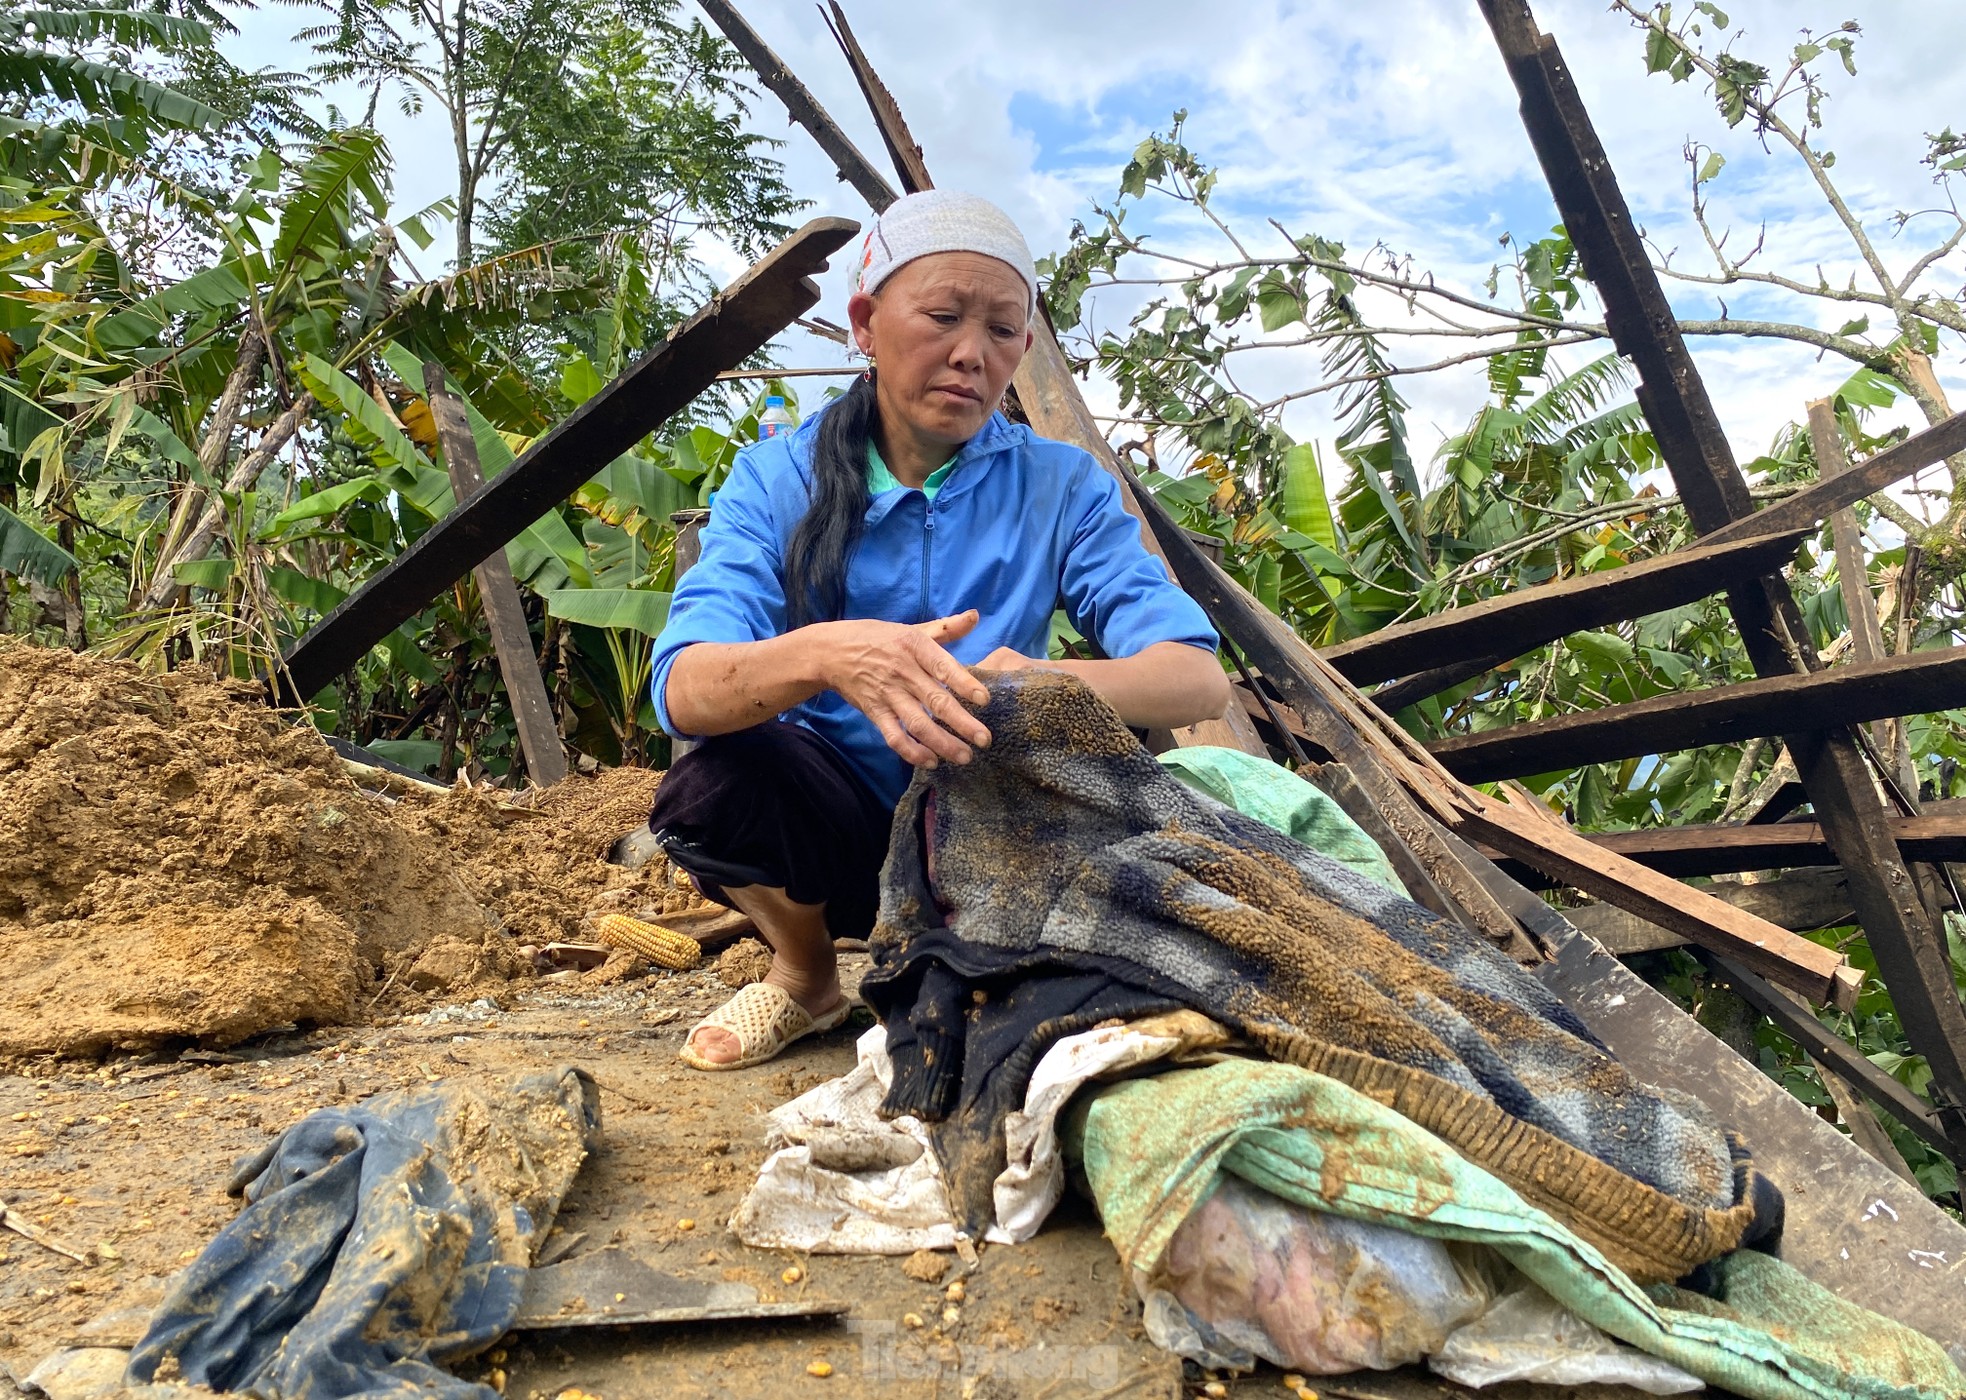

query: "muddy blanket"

left=127, top=1067, right=600, bottom=1398
left=858, top=672, right=1779, bottom=1284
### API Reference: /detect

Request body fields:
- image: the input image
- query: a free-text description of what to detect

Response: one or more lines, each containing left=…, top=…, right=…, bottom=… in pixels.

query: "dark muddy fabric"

left=127, top=1067, right=600, bottom=1399
left=858, top=671, right=1780, bottom=1285
left=650, top=719, right=894, bottom=939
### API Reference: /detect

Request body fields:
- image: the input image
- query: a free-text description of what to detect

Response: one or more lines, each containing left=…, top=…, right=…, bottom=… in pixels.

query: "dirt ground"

left=0, top=960, right=1199, bottom=1399
left=0, top=644, right=1648, bottom=1398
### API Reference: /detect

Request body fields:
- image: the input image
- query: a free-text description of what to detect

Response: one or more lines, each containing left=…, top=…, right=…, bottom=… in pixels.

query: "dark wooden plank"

left=1427, top=646, right=1966, bottom=783
left=1457, top=790, right=1856, bottom=1007
left=692, top=0, right=898, bottom=212
left=1324, top=529, right=1807, bottom=686
left=1700, top=952, right=1956, bottom=1161
left=276, top=218, right=859, bottom=705
left=1368, top=651, right=1512, bottom=711
left=1532, top=927, right=1966, bottom=1346
left=1481, top=0, right=1966, bottom=1148
left=423, top=363, right=567, bottom=787
left=1487, top=813, right=1966, bottom=883
left=1703, top=410, right=1966, bottom=550
left=1563, top=867, right=1855, bottom=953
left=820, top=1, right=931, bottom=195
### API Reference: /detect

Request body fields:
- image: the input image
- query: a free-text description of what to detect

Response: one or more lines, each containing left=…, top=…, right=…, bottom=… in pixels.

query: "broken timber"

left=1480, top=0, right=1966, bottom=1151
left=1487, top=811, right=1966, bottom=883
left=1325, top=528, right=1807, bottom=687
left=1701, top=408, right=1966, bottom=549
left=276, top=219, right=859, bottom=705
left=1354, top=410, right=1966, bottom=708
left=1426, top=644, right=1966, bottom=783
left=423, top=363, right=568, bottom=787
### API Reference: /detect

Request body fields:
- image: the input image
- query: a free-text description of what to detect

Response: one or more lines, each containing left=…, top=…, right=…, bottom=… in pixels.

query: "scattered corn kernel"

left=1204, top=1384, right=1227, bottom=1399
left=614, top=1292, right=626, bottom=1303
left=676, top=1217, right=695, bottom=1231
left=941, top=1307, right=960, bottom=1326
left=486, top=1367, right=506, bottom=1394
left=781, top=1265, right=803, bottom=1284
left=944, top=1280, right=965, bottom=1302
left=805, top=1361, right=832, bottom=1378
left=902, top=1312, right=923, bottom=1329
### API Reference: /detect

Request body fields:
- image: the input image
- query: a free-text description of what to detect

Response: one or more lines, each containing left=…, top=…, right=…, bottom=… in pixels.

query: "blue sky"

left=227, top=0, right=1966, bottom=500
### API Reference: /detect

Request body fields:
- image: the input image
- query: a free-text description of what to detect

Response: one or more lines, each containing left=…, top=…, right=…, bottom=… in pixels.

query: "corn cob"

left=595, top=913, right=702, bottom=970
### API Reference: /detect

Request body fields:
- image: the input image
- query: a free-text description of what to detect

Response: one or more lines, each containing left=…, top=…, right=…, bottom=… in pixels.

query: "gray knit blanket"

left=857, top=671, right=1779, bottom=1283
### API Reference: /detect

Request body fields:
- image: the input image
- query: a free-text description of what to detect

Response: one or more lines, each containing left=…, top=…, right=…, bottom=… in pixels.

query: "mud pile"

left=397, top=765, right=713, bottom=954
left=0, top=640, right=523, bottom=1056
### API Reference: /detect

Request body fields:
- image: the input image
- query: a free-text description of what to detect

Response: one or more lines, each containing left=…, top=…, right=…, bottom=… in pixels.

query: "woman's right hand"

left=816, top=610, right=992, bottom=767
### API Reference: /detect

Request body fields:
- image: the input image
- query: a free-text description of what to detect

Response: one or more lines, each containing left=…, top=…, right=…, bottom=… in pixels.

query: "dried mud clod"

left=716, top=938, right=775, bottom=989
left=901, top=1248, right=949, bottom=1284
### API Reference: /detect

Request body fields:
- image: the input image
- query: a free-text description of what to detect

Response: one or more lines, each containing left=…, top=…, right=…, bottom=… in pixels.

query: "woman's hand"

left=817, top=610, right=993, bottom=768
left=978, top=646, right=1056, bottom=672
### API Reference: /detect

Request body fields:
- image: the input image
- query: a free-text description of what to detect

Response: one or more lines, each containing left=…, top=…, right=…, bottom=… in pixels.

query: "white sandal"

left=678, top=982, right=852, bottom=1071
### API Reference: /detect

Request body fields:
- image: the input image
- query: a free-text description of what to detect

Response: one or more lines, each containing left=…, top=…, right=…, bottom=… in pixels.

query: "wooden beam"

left=422, top=363, right=567, bottom=787
left=1367, top=651, right=1513, bottom=711
left=276, top=218, right=859, bottom=705
left=692, top=0, right=898, bottom=211
left=1702, top=410, right=1966, bottom=550
left=1324, top=529, right=1806, bottom=686
left=820, top=2, right=930, bottom=194
left=1460, top=790, right=1858, bottom=1008
left=1563, top=868, right=1855, bottom=954
left=1703, top=952, right=1956, bottom=1162
left=1482, top=0, right=1966, bottom=1139
left=1427, top=645, right=1966, bottom=783
left=1489, top=813, right=1966, bottom=883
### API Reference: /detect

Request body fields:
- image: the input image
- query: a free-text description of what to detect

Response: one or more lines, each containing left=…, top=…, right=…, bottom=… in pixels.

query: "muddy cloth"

left=126, top=1067, right=601, bottom=1399
left=858, top=671, right=1778, bottom=1283
left=650, top=720, right=894, bottom=940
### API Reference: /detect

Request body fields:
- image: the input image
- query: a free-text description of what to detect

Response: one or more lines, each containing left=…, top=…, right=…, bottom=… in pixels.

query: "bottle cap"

left=764, top=395, right=786, bottom=408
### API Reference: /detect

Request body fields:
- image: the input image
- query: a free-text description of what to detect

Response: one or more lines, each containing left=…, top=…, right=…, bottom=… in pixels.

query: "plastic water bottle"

left=758, top=394, right=798, bottom=441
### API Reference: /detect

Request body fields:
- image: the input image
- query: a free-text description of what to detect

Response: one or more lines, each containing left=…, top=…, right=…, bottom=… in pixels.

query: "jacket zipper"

left=919, top=500, right=935, bottom=622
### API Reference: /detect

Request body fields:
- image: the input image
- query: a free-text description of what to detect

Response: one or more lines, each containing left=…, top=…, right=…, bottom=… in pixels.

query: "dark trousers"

left=649, top=721, right=896, bottom=940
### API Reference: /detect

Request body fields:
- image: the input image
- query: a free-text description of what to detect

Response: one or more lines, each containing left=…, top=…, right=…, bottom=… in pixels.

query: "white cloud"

left=223, top=0, right=1966, bottom=503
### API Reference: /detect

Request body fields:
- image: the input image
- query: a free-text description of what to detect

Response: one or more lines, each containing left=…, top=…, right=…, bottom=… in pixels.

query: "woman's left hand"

left=978, top=647, right=1055, bottom=671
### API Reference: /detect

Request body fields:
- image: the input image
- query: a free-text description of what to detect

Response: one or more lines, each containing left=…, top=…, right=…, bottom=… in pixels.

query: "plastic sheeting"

left=126, top=1066, right=600, bottom=1399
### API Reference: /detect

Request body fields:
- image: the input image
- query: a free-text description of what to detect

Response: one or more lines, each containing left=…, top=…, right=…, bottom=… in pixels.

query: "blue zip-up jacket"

left=650, top=405, right=1218, bottom=808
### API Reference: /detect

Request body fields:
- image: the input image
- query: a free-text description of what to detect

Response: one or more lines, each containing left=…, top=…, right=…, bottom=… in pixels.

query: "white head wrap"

left=852, top=190, right=1039, bottom=315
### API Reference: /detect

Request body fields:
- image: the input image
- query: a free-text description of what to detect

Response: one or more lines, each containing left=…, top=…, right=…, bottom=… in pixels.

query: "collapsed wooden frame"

left=271, top=0, right=1965, bottom=1172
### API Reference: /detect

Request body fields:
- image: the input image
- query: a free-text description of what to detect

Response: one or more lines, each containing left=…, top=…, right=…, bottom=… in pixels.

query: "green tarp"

left=1156, top=745, right=1405, bottom=895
